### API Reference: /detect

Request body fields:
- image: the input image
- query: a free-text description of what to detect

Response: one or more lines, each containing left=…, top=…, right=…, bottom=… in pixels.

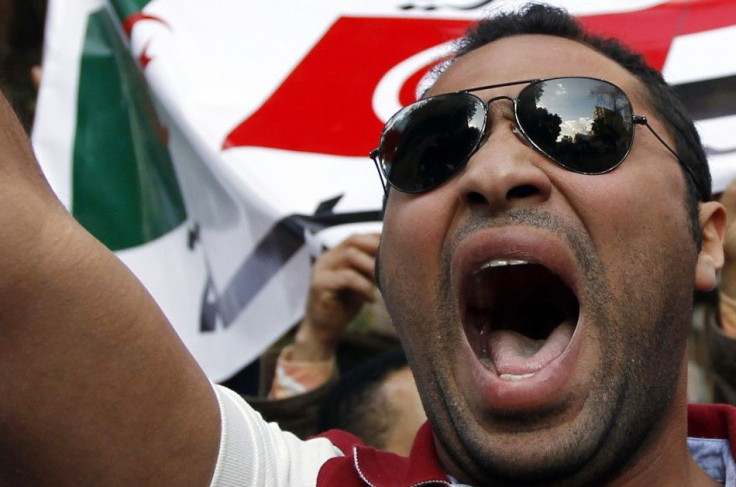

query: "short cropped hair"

left=317, top=349, right=410, bottom=450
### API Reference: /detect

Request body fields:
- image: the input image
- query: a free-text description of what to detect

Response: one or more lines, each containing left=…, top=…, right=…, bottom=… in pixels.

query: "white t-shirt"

left=210, top=384, right=343, bottom=487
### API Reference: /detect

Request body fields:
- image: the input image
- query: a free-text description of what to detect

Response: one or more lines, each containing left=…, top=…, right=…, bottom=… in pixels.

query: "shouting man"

left=0, top=3, right=733, bottom=486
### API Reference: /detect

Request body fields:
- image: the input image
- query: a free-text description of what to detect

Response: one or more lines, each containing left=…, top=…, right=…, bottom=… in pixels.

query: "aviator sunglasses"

left=370, top=76, right=698, bottom=194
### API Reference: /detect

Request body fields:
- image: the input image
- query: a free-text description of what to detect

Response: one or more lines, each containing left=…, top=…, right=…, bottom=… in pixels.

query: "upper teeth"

left=479, top=259, right=529, bottom=270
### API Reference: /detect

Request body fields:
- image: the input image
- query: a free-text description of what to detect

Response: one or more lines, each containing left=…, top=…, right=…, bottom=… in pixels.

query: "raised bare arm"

left=0, top=93, right=220, bottom=485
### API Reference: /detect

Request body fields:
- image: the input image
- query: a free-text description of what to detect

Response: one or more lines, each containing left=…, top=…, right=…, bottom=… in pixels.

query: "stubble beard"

left=409, top=208, right=693, bottom=486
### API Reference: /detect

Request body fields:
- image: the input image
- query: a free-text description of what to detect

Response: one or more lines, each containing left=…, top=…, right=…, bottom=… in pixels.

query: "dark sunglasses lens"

left=378, top=94, right=485, bottom=192
left=516, top=78, right=634, bottom=173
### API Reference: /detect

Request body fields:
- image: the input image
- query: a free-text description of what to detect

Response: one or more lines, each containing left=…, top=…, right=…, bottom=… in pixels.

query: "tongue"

left=488, top=321, right=574, bottom=376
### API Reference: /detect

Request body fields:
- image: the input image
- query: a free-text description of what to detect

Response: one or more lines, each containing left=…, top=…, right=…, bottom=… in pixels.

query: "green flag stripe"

left=73, top=8, right=186, bottom=251
left=108, top=0, right=152, bottom=23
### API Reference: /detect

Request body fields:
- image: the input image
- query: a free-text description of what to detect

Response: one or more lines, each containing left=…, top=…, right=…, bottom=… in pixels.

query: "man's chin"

left=435, top=376, right=625, bottom=487
left=440, top=429, right=601, bottom=487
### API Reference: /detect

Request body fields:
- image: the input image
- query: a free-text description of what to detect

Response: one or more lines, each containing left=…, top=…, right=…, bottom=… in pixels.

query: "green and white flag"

left=32, top=0, right=736, bottom=380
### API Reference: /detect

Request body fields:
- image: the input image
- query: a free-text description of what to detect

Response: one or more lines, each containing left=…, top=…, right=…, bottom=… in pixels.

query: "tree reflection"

left=519, top=80, right=631, bottom=173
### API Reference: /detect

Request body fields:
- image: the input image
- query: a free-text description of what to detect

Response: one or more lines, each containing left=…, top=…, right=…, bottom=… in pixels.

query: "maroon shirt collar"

left=351, top=422, right=451, bottom=486
left=318, top=422, right=451, bottom=486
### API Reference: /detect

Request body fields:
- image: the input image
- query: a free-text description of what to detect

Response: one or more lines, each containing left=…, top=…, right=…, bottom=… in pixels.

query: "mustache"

left=442, top=207, right=600, bottom=278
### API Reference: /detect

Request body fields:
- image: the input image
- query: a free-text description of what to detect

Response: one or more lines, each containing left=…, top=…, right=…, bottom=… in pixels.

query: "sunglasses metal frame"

left=370, top=76, right=699, bottom=198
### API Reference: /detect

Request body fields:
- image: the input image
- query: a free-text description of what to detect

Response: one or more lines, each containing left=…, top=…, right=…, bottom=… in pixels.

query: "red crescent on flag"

left=123, top=13, right=170, bottom=68
left=123, top=13, right=169, bottom=37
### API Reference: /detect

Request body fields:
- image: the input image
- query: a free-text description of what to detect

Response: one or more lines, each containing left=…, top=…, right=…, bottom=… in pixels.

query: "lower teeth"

left=479, top=360, right=536, bottom=380
left=499, top=372, right=536, bottom=381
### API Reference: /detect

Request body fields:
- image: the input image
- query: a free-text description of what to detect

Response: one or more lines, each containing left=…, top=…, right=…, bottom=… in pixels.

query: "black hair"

left=449, top=3, right=710, bottom=245
left=317, top=349, right=410, bottom=449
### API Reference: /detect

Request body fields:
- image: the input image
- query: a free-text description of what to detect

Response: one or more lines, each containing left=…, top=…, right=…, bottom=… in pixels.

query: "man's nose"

left=450, top=119, right=554, bottom=212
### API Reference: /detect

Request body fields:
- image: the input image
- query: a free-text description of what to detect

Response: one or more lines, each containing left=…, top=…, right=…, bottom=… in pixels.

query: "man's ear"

left=694, top=201, right=726, bottom=292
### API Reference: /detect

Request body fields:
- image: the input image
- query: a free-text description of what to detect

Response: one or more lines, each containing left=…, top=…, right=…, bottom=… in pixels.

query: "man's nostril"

left=507, top=185, right=539, bottom=200
left=467, top=191, right=488, bottom=205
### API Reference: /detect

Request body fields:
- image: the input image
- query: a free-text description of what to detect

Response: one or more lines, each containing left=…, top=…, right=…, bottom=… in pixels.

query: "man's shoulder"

left=688, top=403, right=736, bottom=440
left=317, top=428, right=367, bottom=454
left=688, top=403, right=736, bottom=465
left=687, top=404, right=736, bottom=485
left=316, top=423, right=452, bottom=486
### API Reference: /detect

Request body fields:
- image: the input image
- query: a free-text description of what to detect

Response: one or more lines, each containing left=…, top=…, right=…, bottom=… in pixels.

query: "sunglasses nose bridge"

left=482, top=95, right=516, bottom=118
left=472, top=95, right=518, bottom=153
left=455, top=116, right=554, bottom=210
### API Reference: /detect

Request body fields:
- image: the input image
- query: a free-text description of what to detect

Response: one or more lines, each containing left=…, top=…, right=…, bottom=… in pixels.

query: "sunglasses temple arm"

left=370, top=151, right=388, bottom=193
left=639, top=119, right=701, bottom=198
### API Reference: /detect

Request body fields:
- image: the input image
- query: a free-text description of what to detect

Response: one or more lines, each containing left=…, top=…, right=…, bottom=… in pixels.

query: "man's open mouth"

left=462, top=259, right=580, bottom=381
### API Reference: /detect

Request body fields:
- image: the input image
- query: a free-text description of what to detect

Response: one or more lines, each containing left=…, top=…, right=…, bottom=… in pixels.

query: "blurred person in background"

left=317, top=348, right=425, bottom=456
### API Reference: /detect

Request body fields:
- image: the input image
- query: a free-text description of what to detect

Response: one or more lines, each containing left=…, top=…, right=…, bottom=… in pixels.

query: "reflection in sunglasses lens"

left=383, top=94, right=485, bottom=192
left=517, top=78, right=633, bottom=174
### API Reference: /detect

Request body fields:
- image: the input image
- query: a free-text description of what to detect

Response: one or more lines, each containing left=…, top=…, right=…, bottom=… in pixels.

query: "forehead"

left=428, top=34, right=644, bottom=105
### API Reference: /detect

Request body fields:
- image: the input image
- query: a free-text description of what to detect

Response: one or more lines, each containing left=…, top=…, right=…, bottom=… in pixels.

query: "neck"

left=605, top=363, right=719, bottom=487
left=603, top=410, right=718, bottom=487
left=579, top=362, right=717, bottom=487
